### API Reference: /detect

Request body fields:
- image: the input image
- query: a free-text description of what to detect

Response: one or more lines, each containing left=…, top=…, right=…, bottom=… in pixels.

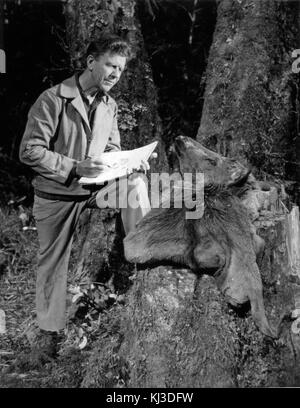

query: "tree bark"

left=197, top=0, right=299, bottom=182
left=82, top=207, right=300, bottom=387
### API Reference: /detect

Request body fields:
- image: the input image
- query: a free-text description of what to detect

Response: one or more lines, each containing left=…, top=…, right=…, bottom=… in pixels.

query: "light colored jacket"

left=19, top=75, right=121, bottom=196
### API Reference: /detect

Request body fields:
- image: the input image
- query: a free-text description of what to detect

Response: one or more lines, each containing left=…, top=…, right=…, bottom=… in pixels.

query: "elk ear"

left=219, top=249, right=277, bottom=338
left=248, top=285, right=278, bottom=338
left=124, top=207, right=190, bottom=265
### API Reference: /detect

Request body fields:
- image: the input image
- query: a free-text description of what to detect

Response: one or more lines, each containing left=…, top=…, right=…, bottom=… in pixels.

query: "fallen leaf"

left=72, top=293, right=84, bottom=303
left=78, top=327, right=84, bottom=338
left=78, top=336, right=88, bottom=350
left=69, top=285, right=81, bottom=295
left=0, top=309, right=6, bottom=334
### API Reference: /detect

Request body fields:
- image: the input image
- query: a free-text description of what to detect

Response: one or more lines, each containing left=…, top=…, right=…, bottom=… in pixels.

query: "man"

left=19, top=34, right=151, bottom=356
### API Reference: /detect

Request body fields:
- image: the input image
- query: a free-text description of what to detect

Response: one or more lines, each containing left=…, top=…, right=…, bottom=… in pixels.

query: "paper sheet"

left=79, top=141, right=158, bottom=185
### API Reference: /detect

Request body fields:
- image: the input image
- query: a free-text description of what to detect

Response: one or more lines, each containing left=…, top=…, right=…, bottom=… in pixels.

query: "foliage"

left=0, top=207, right=131, bottom=388
left=0, top=150, right=33, bottom=206
left=117, top=99, right=149, bottom=132
left=68, top=282, right=126, bottom=323
left=0, top=206, right=37, bottom=279
left=0, top=208, right=38, bottom=386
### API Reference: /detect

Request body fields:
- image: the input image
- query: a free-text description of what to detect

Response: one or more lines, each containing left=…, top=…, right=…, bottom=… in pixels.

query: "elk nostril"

left=225, top=293, right=249, bottom=309
left=173, top=141, right=184, bottom=156
left=228, top=299, right=251, bottom=317
left=175, top=135, right=187, bottom=147
left=168, top=145, right=175, bottom=154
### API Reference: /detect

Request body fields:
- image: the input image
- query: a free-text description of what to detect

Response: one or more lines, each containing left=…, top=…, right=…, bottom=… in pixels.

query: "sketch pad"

left=79, top=141, right=158, bottom=185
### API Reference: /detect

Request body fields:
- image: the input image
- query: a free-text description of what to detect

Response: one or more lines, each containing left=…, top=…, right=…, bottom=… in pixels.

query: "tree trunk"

left=64, top=0, right=166, bottom=284
left=197, top=0, right=299, bottom=183
left=82, top=207, right=300, bottom=387
left=78, top=2, right=300, bottom=388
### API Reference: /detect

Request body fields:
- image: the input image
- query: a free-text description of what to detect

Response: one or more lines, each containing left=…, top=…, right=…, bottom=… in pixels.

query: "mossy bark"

left=82, top=210, right=300, bottom=388
left=197, top=0, right=299, bottom=182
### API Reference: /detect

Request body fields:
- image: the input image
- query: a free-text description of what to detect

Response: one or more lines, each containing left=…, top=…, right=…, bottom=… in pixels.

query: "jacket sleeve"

left=104, top=103, right=121, bottom=152
left=19, top=90, right=76, bottom=184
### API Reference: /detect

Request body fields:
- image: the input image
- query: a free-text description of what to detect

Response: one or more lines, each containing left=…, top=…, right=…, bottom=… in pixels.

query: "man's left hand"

left=127, top=152, right=158, bottom=175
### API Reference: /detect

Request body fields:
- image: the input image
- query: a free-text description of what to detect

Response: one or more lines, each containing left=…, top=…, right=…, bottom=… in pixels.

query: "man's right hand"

left=75, top=158, right=110, bottom=178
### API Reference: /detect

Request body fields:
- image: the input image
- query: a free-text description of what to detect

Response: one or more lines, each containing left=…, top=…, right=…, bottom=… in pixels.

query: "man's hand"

left=127, top=153, right=158, bottom=175
left=150, top=152, right=158, bottom=161
left=75, top=158, right=110, bottom=178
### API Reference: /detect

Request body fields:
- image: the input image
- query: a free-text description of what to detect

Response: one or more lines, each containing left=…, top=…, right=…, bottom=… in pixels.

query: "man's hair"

left=85, top=33, right=132, bottom=62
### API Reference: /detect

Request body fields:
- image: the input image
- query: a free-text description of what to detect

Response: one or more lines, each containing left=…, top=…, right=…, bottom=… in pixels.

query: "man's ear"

left=86, top=54, right=95, bottom=71
left=124, top=207, right=190, bottom=265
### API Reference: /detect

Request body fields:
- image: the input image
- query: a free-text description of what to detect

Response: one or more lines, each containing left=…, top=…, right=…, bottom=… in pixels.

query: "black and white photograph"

left=0, top=0, right=300, bottom=390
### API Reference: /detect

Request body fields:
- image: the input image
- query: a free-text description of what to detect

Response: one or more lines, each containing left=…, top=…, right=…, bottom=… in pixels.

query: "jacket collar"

left=59, top=75, right=90, bottom=130
left=58, top=75, right=114, bottom=132
left=58, top=75, right=114, bottom=105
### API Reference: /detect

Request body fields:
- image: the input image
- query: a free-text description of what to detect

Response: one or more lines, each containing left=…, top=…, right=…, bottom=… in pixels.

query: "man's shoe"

left=31, top=329, right=60, bottom=360
left=9, top=329, right=62, bottom=371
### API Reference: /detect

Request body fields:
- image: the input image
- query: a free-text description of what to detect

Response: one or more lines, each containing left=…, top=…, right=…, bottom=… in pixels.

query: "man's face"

left=87, top=51, right=126, bottom=92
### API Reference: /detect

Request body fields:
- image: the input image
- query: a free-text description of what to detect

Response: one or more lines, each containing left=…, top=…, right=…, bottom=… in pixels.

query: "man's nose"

left=111, top=68, right=121, bottom=79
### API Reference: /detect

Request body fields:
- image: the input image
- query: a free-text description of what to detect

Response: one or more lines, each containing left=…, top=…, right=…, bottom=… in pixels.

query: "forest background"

left=1, top=0, right=300, bottom=388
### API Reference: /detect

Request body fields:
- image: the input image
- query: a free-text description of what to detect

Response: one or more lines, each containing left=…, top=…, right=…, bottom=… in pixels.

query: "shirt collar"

left=75, top=72, right=107, bottom=105
left=59, top=75, right=114, bottom=105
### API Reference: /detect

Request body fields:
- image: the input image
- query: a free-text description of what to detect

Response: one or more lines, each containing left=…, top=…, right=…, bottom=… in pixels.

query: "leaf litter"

left=0, top=207, right=128, bottom=387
